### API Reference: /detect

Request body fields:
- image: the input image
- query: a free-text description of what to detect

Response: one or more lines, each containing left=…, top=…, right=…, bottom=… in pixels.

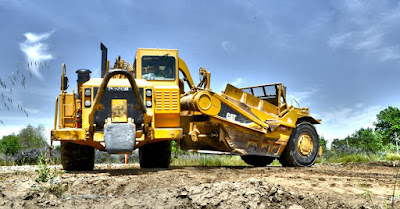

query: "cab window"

left=141, top=56, right=175, bottom=80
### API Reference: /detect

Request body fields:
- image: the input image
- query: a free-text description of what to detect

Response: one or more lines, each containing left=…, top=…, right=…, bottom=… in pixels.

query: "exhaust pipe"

left=100, top=42, right=108, bottom=78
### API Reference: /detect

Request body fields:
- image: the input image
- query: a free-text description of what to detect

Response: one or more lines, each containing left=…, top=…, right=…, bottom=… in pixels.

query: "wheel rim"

left=297, top=133, right=313, bottom=156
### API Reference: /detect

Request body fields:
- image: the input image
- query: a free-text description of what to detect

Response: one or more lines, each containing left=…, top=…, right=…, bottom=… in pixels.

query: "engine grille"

left=155, top=89, right=179, bottom=112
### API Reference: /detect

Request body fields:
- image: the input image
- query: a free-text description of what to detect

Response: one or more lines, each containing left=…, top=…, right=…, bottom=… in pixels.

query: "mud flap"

left=104, top=123, right=136, bottom=154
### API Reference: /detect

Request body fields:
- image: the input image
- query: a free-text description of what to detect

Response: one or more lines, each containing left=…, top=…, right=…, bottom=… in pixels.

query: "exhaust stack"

left=100, top=42, right=108, bottom=78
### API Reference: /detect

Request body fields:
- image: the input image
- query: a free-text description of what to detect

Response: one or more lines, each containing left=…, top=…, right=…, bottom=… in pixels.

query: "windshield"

left=141, top=56, right=176, bottom=80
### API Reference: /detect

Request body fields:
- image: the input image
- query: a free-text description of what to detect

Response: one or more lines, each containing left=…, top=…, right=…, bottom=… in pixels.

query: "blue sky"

left=1, top=0, right=400, bottom=145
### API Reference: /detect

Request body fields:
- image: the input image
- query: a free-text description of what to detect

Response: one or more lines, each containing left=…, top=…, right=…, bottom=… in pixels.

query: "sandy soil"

left=0, top=162, right=399, bottom=209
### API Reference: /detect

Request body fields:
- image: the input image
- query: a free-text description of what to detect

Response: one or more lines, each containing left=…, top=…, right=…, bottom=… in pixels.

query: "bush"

left=13, top=148, right=46, bottom=165
left=35, top=153, right=55, bottom=183
left=0, top=134, right=21, bottom=155
left=385, top=153, right=400, bottom=161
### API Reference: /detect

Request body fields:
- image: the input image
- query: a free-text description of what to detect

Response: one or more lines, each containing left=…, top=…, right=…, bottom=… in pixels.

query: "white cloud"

left=316, top=104, right=382, bottom=141
left=19, top=30, right=55, bottom=79
left=231, top=78, right=243, bottom=86
left=214, top=77, right=244, bottom=93
left=287, top=87, right=318, bottom=107
left=24, top=108, right=40, bottom=114
left=0, top=126, right=22, bottom=138
left=328, top=33, right=352, bottom=48
left=328, top=2, right=400, bottom=62
left=221, top=41, right=232, bottom=52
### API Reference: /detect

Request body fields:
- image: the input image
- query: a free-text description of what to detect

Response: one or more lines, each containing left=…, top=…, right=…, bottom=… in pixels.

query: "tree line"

left=320, top=106, right=400, bottom=154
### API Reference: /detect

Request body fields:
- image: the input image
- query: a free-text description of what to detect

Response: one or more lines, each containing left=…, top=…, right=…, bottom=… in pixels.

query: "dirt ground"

left=0, top=162, right=399, bottom=209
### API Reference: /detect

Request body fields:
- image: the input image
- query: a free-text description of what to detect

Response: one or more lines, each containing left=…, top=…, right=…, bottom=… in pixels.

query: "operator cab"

left=135, top=49, right=179, bottom=86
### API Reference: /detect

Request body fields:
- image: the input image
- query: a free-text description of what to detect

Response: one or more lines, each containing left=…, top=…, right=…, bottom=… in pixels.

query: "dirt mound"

left=177, top=179, right=322, bottom=209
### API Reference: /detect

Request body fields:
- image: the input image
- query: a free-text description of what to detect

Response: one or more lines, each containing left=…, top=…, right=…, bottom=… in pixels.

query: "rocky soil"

left=0, top=162, right=399, bottom=208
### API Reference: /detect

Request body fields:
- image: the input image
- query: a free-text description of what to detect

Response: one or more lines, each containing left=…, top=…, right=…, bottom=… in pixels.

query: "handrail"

left=88, top=69, right=147, bottom=133
left=54, top=97, right=58, bottom=130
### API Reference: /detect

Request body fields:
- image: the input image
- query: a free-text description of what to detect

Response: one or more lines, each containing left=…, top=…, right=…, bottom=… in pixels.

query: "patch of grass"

left=270, top=159, right=281, bottom=166
left=385, top=153, right=400, bottom=161
left=337, top=153, right=373, bottom=163
left=359, top=181, right=371, bottom=189
left=35, top=153, right=56, bottom=183
left=317, top=152, right=377, bottom=164
left=358, top=189, right=372, bottom=202
left=171, top=154, right=248, bottom=167
left=0, top=154, right=15, bottom=166
left=34, top=153, right=68, bottom=198
left=44, top=182, right=68, bottom=198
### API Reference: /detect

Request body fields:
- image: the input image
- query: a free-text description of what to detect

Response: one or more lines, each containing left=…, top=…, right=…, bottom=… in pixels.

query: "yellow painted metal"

left=51, top=129, right=86, bottom=141
left=136, top=48, right=179, bottom=86
left=54, top=97, right=58, bottom=130
left=53, top=47, right=320, bottom=159
left=194, top=91, right=221, bottom=116
left=212, top=93, right=269, bottom=130
left=61, top=64, right=66, bottom=91
left=59, top=93, right=76, bottom=128
left=93, top=132, right=104, bottom=142
left=153, top=128, right=183, bottom=140
left=297, top=132, right=313, bottom=156
left=153, top=86, right=180, bottom=128
left=154, top=86, right=180, bottom=113
left=111, top=99, right=128, bottom=122
left=178, top=57, right=195, bottom=89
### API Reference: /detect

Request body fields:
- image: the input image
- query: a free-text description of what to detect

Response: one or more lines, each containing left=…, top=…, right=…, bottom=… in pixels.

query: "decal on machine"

left=107, top=87, right=129, bottom=91
left=218, top=103, right=252, bottom=124
left=226, top=112, right=237, bottom=121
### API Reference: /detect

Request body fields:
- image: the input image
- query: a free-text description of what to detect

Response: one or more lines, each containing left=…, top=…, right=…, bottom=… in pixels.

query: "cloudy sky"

left=1, top=0, right=400, bottom=145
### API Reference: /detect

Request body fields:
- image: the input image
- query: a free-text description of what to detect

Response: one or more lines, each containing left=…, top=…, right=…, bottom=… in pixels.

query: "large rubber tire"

left=241, top=155, right=275, bottom=167
left=139, top=141, right=171, bottom=168
left=61, top=142, right=95, bottom=171
left=279, top=122, right=319, bottom=167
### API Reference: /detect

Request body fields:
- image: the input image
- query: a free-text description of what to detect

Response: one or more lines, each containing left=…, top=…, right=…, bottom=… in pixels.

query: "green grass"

left=171, top=154, right=248, bottom=167
left=385, top=153, right=400, bottom=161
left=316, top=151, right=400, bottom=164
left=317, top=153, right=375, bottom=164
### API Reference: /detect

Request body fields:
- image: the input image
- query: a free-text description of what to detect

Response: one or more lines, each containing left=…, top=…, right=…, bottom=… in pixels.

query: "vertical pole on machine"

left=101, top=43, right=108, bottom=78
left=125, top=154, right=128, bottom=164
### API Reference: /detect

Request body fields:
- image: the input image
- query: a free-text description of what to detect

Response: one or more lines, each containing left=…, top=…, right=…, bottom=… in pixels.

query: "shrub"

left=385, top=153, right=400, bottom=161
left=35, top=153, right=55, bottom=183
left=14, top=148, right=45, bottom=165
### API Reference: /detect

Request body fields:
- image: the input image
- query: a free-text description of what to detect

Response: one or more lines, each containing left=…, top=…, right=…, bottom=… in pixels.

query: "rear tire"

left=279, top=122, right=319, bottom=167
left=61, top=142, right=95, bottom=171
left=139, top=141, right=171, bottom=168
left=241, top=155, right=275, bottom=167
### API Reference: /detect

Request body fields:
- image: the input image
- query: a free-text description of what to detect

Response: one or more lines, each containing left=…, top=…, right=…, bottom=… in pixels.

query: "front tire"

left=279, top=122, right=319, bottom=167
left=61, top=142, right=95, bottom=171
left=139, top=141, right=171, bottom=168
left=241, top=155, right=275, bottom=167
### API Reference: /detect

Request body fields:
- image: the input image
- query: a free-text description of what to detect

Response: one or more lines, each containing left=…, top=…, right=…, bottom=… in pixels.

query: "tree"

left=331, top=138, right=347, bottom=150
left=18, top=124, right=48, bottom=149
left=0, top=134, right=21, bottom=155
left=346, top=128, right=383, bottom=153
left=319, top=136, right=327, bottom=152
left=374, top=106, right=400, bottom=146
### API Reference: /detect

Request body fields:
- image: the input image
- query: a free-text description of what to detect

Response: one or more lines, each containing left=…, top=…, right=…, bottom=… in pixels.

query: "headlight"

left=146, top=100, right=152, bottom=107
left=85, top=100, right=91, bottom=107
left=84, top=88, right=91, bottom=96
left=146, top=89, right=152, bottom=97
